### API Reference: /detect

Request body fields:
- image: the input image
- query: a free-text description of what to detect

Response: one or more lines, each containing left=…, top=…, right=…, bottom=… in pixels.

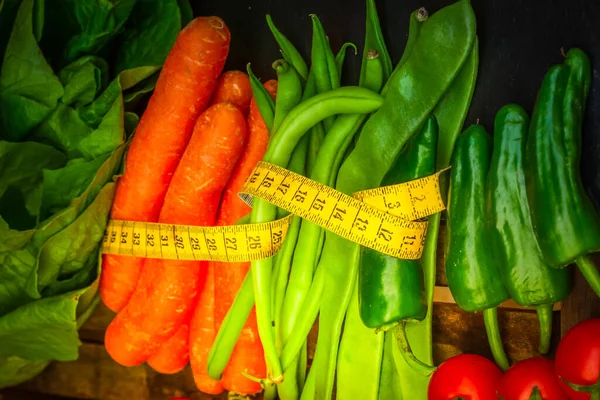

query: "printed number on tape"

left=102, top=162, right=448, bottom=261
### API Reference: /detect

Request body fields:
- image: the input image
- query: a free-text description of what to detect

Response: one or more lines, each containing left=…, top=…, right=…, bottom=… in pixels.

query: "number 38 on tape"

left=102, top=161, right=449, bottom=262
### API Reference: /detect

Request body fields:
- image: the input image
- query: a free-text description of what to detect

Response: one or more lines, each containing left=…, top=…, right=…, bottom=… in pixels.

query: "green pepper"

left=359, top=117, right=438, bottom=330
left=525, top=48, right=600, bottom=296
left=487, top=104, right=573, bottom=355
left=445, top=124, right=511, bottom=371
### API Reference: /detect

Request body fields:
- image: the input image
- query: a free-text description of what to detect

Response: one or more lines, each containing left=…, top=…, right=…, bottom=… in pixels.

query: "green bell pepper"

left=358, top=117, right=438, bottom=331
left=358, top=117, right=439, bottom=376
left=525, top=48, right=600, bottom=296
left=358, top=117, right=437, bottom=328
left=487, top=104, right=573, bottom=355
left=445, top=124, right=511, bottom=371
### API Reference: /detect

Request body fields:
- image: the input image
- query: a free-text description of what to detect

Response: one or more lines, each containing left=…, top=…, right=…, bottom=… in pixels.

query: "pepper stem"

left=575, top=255, right=600, bottom=297
left=529, top=387, right=543, bottom=400
left=483, top=307, right=510, bottom=371
left=536, top=303, right=553, bottom=355
left=392, top=321, right=437, bottom=376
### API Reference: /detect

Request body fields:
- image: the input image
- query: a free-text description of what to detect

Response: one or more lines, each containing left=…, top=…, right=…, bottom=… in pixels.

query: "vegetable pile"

left=0, top=0, right=190, bottom=388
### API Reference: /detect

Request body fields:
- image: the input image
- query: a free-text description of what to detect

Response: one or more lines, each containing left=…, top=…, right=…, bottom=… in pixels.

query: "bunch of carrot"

left=99, top=16, right=275, bottom=396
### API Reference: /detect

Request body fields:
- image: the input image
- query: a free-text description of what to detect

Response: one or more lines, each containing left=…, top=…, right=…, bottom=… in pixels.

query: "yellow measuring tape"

left=102, top=161, right=448, bottom=261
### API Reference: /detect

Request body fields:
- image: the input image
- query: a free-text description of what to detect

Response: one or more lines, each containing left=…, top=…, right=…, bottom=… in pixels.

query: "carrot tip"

left=208, top=16, right=225, bottom=29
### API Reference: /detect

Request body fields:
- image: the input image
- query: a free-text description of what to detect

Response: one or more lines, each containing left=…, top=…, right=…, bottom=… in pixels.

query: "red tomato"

left=555, top=318, right=600, bottom=400
left=497, top=357, right=568, bottom=400
left=428, top=354, right=503, bottom=400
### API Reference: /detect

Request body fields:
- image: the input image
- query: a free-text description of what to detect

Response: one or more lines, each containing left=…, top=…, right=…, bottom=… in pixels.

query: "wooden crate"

left=2, top=233, right=598, bottom=400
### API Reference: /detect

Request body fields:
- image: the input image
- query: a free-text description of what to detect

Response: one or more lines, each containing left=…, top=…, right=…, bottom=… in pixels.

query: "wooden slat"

left=432, top=303, right=562, bottom=364
left=11, top=343, right=230, bottom=400
left=560, top=253, right=600, bottom=336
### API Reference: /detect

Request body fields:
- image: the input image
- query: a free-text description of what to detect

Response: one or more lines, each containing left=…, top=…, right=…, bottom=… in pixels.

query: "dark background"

left=193, top=0, right=600, bottom=209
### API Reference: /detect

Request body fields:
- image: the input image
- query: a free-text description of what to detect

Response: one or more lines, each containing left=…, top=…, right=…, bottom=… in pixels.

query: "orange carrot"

left=100, top=17, right=230, bottom=313
left=189, top=264, right=224, bottom=395
left=147, top=323, right=190, bottom=374
left=210, top=71, right=253, bottom=115
left=263, top=79, right=278, bottom=98
left=104, top=103, right=248, bottom=367
left=211, top=79, right=278, bottom=394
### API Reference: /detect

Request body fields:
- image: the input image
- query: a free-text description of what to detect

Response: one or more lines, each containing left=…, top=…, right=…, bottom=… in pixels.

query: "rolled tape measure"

left=102, top=162, right=448, bottom=262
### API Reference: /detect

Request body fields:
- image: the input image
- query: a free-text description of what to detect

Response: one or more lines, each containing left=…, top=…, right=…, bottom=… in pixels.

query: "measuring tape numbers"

left=239, top=162, right=447, bottom=260
left=102, top=162, right=448, bottom=262
left=102, top=215, right=292, bottom=262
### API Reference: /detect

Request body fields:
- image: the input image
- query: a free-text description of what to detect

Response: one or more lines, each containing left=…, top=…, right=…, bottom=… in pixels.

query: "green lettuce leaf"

left=0, top=141, right=66, bottom=227
left=0, top=0, right=63, bottom=141
left=0, top=284, right=92, bottom=361
left=39, top=155, right=109, bottom=220
left=58, top=55, right=109, bottom=108
left=79, top=65, right=157, bottom=128
left=0, top=356, right=50, bottom=388
left=63, top=0, right=138, bottom=64
left=115, top=0, right=181, bottom=73
left=37, top=182, right=116, bottom=291
left=177, top=0, right=193, bottom=27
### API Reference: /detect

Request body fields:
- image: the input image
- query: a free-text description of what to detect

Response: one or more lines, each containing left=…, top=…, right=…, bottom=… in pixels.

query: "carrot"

left=210, top=70, right=253, bottom=115
left=147, top=323, right=190, bottom=374
left=211, top=79, right=278, bottom=394
left=104, top=103, right=248, bottom=367
left=100, top=17, right=231, bottom=313
left=263, top=79, right=278, bottom=100
left=190, top=264, right=224, bottom=395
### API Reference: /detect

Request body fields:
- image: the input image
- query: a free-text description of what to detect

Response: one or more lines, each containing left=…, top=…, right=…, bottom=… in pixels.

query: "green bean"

left=264, top=383, right=278, bottom=400
left=247, top=63, right=275, bottom=133
left=335, top=42, right=358, bottom=78
left=273, top=59, right=304, bottom=132
left=360, top=0, right=393, bottom=87
left=329, top=116, right=367, bottom=186
left=298, top=341, right=307, bottom=387
left=280, top=114, right=366, bottom=349
left=310, top=14, right=339, bottom=131
left=280, top=266, right=325, bottom=370
left=266, top=14, right=309, bottom=80
left=363, top=49, right=384, bottom=93
left=299, top=365, right=316, bottom=400
left=264, top=87, right=383, bottom=165
left=207, top=273, right=254, bottom=380
left=378, top=331, right=404, bottom=400
left=381, top=7, right=427, bottom=96
left=336, top=285, right=385, bottom=399
left=306, top=122, right=324, bottom=177
left=251, top=87, right=383, bottom=384
left=272, top=215, right=302, bottom=350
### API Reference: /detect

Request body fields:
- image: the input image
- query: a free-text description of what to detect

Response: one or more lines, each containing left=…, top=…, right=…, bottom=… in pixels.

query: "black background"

left=193, top=0, right=600, bottom=208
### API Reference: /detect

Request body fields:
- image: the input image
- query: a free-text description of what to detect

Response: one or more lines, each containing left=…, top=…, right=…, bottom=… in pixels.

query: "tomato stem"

left=529, top=386, right=543, bottom=400
left=562, top=372, right=600, bottom=398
